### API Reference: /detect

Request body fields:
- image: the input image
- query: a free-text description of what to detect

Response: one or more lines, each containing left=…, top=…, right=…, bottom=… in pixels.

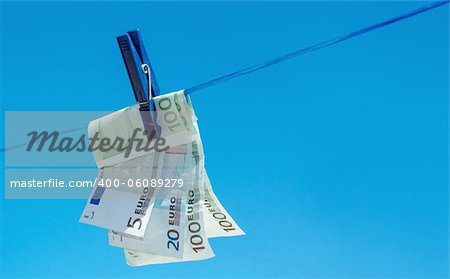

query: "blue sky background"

left=0, top=1, right=448, bottom=278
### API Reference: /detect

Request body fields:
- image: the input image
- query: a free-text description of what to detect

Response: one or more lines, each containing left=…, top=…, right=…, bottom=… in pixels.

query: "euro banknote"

left=81, top=90, right=244, bottom=265
left=80, top=151, right=163, bottom=237
left=184, top=117, right=245, bottom=238
left=202, top=172, right=245, bottom=238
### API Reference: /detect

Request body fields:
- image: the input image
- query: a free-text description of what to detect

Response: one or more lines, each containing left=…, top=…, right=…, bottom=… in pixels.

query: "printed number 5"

left=127, top=217, right=142, bottom=230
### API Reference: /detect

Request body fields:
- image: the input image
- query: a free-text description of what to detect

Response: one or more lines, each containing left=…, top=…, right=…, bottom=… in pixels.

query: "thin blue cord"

left=0, top=125, right=88, bottom=153
left=184, top=0, right=449, bottom=95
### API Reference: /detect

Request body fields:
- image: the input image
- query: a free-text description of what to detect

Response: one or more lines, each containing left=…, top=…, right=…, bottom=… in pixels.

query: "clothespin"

left=117, top=30, right=161, bottom=137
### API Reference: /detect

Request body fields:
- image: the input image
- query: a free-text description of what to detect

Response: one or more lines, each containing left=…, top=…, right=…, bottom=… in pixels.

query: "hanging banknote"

left=80, top=90, right=244, bottom=265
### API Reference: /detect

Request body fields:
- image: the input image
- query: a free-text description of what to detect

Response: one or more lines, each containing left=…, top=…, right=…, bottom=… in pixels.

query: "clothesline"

left=184, top=0, right=449, bottom=95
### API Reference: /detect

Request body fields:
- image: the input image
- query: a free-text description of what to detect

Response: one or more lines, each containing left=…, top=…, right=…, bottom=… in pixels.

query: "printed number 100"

left=158, top=97, right=181, bottom=132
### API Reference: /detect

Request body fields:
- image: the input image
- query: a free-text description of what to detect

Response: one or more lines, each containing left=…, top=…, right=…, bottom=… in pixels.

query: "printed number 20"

left=167, top=229, right=180, bottom=251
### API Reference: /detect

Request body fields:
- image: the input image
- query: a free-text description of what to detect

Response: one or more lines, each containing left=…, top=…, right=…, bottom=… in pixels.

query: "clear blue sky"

left=1, top=1, right=448, bottom=278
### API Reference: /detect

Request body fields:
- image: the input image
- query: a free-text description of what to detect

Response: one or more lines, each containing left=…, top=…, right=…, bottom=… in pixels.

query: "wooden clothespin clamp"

left=117, top=30, right=161, bottom=137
